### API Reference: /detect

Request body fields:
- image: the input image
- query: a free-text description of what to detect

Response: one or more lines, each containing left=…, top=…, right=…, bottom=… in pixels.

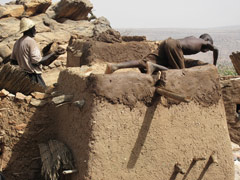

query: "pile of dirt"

left=0, top=95, right=56, bottom=179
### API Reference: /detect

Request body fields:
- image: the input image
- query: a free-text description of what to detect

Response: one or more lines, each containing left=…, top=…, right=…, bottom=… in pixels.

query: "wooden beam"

left=156, top=87, right=191, bottom=103
left=230, top=52, right=240, bottom=75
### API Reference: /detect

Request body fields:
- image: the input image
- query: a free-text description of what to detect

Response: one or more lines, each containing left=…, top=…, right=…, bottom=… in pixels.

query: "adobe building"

left=49, top=38, right=235, bottom=180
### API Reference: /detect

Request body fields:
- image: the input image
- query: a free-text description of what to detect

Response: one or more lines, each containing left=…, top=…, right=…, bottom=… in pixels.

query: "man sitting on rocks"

left=10, top=18, right=65, bottom=88
left=105, top=34, right=218, bottom=74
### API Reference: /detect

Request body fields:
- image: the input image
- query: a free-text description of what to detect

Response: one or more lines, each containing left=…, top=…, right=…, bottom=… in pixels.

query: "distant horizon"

left=116, top=25, right=240, bottom=30
left=1, top=0, right=240, bottom=29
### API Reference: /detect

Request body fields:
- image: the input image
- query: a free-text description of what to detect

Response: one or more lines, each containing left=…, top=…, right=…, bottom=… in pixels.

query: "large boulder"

left=0, top=5, right=24, bottom=18
left=93, top=16, right=112, bottom=36
left=0, top=44, right=11, bottom=61
left=17, top=0, right=52, bottom=16
left=95, top=29, right=122, bottom=43
left=53, top=0, right=93, bottom=21
left=0, top=17, right=20, bottom=42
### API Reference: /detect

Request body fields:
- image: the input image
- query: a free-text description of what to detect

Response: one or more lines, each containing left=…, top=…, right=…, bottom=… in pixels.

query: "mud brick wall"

left=221, top=77, right=240, bottom=123
left=220, top=76, right=240, bottom=145
left=52, top=65, right=234, bottom=180
left=67, top=38, right=156, bottom=67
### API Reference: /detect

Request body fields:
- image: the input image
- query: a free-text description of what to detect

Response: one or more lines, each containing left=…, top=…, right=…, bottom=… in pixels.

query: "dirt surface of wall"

left=159, top=64, right=222, bottom=107
left=67, top=38, right=157, bottom=67
left=52, top=66, right=234, bottom=180
left=0, top=97, right=56, bottom=180
left=220, top=77, right=240, bottom=145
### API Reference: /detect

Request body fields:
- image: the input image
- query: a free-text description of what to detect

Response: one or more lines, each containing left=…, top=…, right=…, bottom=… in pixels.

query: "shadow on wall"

left=126, top=90, right=218, bottom=180
left=127, top=92, right=160, bottom=168
left=2, top=101, right=57, bottom=180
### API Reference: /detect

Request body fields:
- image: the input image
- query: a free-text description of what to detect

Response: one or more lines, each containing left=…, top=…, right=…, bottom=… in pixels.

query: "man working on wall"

left=10, top=18, right=65, bottom=88
left=105, top=34, right=219, bottom=74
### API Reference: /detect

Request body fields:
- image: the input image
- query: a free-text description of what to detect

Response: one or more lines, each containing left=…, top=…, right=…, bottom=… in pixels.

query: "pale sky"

left=1, top=0, right=240, bottom=28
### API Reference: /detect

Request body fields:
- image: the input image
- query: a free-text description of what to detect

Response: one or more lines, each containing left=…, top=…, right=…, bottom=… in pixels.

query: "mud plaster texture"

left=67, top=39, right=157, bottom=67
left=0, top=98, right=57, bottom=180
left=52, top=65, right=234, bottom=180
left=158, top=64, right=222, bottom=107
left=220, top=76, right=240, bottom=145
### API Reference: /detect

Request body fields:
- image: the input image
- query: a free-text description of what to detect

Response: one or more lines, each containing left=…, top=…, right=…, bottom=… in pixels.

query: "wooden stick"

left=230, top=52, right=240, bottom=75
left=62, top=169, right=78, bottom=175
left=156, top=87, right=191, bottom=102
left=0, top=140, right=4, bottom=172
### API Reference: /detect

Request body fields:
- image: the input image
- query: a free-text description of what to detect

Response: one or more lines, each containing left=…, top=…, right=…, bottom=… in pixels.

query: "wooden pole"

left=230, top=52, right=240, bottom=75
left=156, top=87, right=191, bottom=103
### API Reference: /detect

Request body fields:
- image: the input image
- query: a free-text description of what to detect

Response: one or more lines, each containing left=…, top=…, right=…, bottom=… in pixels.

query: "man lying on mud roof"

left=10, top=18, right=65, bottom=88
left=105, top=34, right=219, bottom=75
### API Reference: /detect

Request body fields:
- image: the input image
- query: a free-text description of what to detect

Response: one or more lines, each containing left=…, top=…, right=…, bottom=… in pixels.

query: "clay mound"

left=67, top=36, right=158, bottom=67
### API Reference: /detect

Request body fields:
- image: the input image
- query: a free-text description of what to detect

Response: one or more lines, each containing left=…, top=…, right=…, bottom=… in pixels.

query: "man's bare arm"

left=206, top=43, right=219, bottom=65
left=213, top=48, right=218, bottom=65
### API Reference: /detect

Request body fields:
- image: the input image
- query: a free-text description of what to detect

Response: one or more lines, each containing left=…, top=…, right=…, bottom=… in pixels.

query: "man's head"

left=19, top=18, right=36, bottom=37
left=199, top=33, right=213, bottom=44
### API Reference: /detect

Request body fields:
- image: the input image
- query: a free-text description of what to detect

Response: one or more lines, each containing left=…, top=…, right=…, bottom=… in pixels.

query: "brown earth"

left=50, top=65, right=234, bottom=180
left=67, top=37, right=158, bottom=67
left=220, top=76, right=240, bottom=146
left=0, top=0, right=236, bottom=179
left=0, top=39, right=237, bottom=180
left=0, top=62, right=236, bottom=180
left=0, top=97, right=56, bottom=180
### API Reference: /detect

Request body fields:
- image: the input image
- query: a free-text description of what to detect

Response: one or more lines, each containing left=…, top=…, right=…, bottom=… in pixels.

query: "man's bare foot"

left=105, top=63, right=117, bottom=74
left=146, top=61, right=155, bottom=75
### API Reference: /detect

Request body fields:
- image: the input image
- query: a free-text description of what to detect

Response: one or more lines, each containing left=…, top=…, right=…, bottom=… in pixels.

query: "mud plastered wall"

left=221, top=77, right=240, bottom=144
left=0, top=98, right=56, bottom=180
left=67, top=39, right=157, bottom=67
left=52, top=65, right=234, bottom=180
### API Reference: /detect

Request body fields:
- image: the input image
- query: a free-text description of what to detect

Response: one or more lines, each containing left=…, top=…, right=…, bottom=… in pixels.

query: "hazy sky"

left=1, top=0, right=240, bottom=28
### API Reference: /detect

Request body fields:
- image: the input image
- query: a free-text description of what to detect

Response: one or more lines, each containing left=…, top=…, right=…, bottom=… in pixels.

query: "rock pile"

left=0, top=0, right=115, bottom=65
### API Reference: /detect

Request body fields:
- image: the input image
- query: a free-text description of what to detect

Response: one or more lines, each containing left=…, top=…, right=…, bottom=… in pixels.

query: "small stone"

left=0, top=130, right=5, bottom=136
left=17, top=131, right=24, bottom=135
left=15, top=123, right=27, bottom=130
left=30, top=98, right=48, bottom=107
left=52, top=94, right=73, bottom=105
left=25, top=95, right=32, bottom=104
left=8, top=120, right=16, bottom=125
left=7, top=93, right=15, bottom=100
left=73, top=100, right=85, bottom=108
left=0, top=89, right=9, bottom=97
left=31, top=92, right=48, bottom=100
left=0, top=112, right=2, bottom=118
left=15, top=92, right=26, bottom=101
left=8, top=110, right=13, bottom=116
